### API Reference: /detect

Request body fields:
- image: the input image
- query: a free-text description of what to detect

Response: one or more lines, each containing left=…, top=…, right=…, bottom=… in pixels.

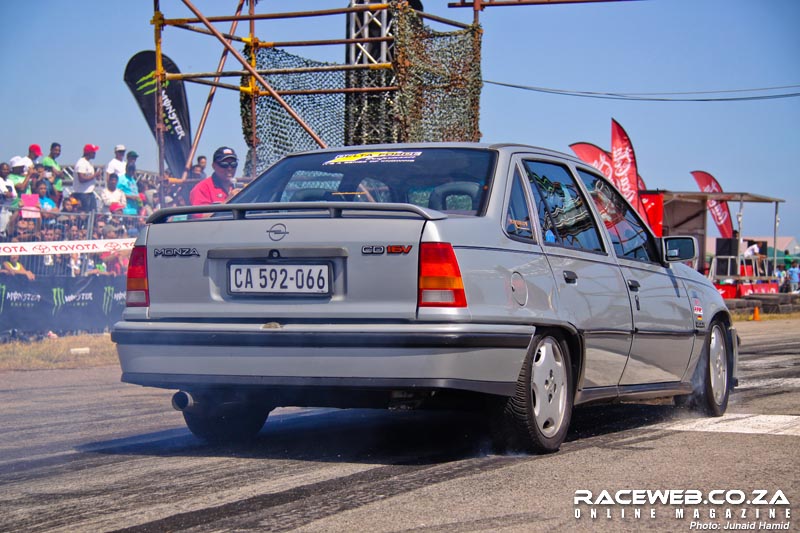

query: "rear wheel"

left=498, top=332, right=573, bottom=454
left=183, top=405, right=270, bottom=444
left=676, top=319, right=730, bottom=416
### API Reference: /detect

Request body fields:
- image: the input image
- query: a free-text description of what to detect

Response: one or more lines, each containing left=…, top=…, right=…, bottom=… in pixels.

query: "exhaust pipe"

left=171, top=391, right=195, bottom=412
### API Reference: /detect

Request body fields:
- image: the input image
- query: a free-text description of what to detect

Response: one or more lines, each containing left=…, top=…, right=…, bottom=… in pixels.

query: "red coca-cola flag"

left=571, top=142, right=649, bottom=191
left=639, top=192, right=663, bottom=237
left=571, top=140, right=657, bottom=230
left=611, top=119, right=646, bottom=218
left=569, top=142, right=615, bottom=182
left=637, top=173, right=647, bottom=191
left=691, top=171, right=734, bottom=239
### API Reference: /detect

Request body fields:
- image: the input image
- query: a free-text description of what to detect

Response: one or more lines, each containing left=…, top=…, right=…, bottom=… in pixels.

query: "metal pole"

left=165, top=4, right=391, bottom=24
left=773, top=201, right=780, bottom=277
left=182, top=0, right=246, bottom=182
left=174, top=23, right=395, bottom=48
left=167, top=62, right=394, bottom=80
left=249, top=0, right=258, bottom=179
left=153, top=1, right=167, bottom=209
left=255, top=86, right=399, bottom=96
left=179, top=0, right=327, bottom=148
left=737, top=199, right=744, bottom=257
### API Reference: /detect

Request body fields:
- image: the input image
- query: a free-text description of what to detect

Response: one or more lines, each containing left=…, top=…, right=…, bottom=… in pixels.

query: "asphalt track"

left=0, top=319, right=797, bottom=532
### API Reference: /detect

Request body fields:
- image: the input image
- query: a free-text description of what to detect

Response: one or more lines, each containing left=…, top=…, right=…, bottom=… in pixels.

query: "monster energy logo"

left=52, top=287, right=66, bottom=316
left=136, top=71, right=186, bottom=140
left=103, top=286, right=115, bottom=316
left=0, top=284, right=6, bottom=314
left=135, top=70, right=168, bottom=96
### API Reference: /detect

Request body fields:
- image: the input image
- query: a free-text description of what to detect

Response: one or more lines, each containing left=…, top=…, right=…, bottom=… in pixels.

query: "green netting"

left=392, top=4, right=482, bottom=144
left=240, top=2, right=482, bottom=176
left=240, top=47, right=345, bottom=177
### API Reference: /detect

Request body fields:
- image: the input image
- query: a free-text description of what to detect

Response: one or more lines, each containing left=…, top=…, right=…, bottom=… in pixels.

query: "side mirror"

left=662, top=236, right=697, bottom=263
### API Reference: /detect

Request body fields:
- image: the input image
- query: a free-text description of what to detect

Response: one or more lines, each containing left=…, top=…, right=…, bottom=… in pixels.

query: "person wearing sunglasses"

left=189, top=146, right=239, bottom=211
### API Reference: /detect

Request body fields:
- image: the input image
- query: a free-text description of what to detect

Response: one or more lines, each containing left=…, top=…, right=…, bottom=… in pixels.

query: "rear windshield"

left=231, top=148, right=497, bottom=216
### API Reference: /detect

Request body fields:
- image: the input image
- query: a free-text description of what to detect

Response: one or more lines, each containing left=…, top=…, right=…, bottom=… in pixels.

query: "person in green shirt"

left=7, top=156, right=33, bottom=208
left=40, top=142, right=65, bottom=197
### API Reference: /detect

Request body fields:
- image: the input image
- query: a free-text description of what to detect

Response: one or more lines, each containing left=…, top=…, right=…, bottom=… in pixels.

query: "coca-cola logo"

left=612, top=146, right=633, bottom=177
left=708, top=200, right=729, bottom=225
left=700, top=183, right=731, bottom=231
left=591, top=155, right=614, bottom=179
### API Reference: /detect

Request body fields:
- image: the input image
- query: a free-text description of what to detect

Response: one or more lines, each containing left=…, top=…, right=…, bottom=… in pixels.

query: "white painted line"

left=737, top=354, right=798, bottom=368
left=735, top=377, right=800, bottom=390
left=656, top=413, right=800, bottom=436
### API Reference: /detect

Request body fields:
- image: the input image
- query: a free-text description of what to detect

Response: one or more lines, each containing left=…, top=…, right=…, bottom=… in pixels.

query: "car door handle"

left=627, top=279, right=641, bottom=292
left=563, top=270, right=578, bottom=284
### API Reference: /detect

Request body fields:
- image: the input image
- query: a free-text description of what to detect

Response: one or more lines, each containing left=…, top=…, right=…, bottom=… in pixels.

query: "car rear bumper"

left=112, top=321, right=535, bottom=396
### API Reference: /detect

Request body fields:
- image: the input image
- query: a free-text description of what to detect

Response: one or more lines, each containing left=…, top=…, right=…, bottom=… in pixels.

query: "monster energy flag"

left=0, top=276, right=127, bottom=334
left=124, top=51, right=192, bottom=177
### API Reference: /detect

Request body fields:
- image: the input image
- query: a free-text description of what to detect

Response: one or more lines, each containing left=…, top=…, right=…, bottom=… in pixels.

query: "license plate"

left=229, top=264, right=330, bottom=295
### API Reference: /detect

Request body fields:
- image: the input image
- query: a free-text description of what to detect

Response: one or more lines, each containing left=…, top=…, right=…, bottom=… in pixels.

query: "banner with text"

left=570, top=141, right=659, bottom=235
left=0, top=275, right=127, bottom=334
left=611, top=119, right=646, bottom=219
left=691, top=170, right=734, bottom=239
left=124, top=50, right=192, bottom=177
left=0, top=239, right=135, bottom=257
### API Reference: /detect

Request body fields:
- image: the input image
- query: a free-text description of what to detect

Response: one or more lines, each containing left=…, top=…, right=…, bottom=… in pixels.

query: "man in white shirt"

left=106, top=144, right=127, bottom=178
left=73, top=144, right=102, bottom=212
left=19, top=144, right=42, bottom=175
left=99, top=173, right=127, bottom=214
left=743, top=243, right=760, bottom=258
left=0, top=162, right=17, bottom=235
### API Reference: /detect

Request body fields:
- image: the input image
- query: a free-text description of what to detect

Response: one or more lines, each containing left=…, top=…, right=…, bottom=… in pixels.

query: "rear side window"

left=523, top=161, right=604, bottom=253
left=577, top=169, right=659, bottom=263
left=233, top=148, right=497, bottom=216
left=505, top=169, right=534, bottom=240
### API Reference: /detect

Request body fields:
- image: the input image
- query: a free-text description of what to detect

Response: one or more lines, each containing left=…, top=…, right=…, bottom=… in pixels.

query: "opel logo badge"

left=267, top=223, right=289, bottom=241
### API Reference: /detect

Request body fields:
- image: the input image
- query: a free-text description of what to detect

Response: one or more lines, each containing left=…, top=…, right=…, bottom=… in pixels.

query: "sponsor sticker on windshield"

left=323, top=151, right=422, bottom=165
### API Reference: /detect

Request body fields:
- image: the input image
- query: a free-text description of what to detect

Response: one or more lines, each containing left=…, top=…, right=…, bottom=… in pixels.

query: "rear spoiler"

left=147, top=202, right=449, bottom=224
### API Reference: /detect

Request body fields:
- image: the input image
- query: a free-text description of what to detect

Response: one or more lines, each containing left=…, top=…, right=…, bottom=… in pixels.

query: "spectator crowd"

left=0, top=142, right=217, bottom=279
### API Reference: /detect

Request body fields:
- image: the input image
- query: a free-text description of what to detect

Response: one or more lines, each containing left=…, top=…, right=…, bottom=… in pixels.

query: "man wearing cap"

left=20, top=144, right=43, bottom=174
left=7, top=156, right=33, bottom=207
left=189, top=146, right=239, bottom=210
left=126, top=150, right=139, bottom=174
left=118, top=159, right=141, bottom=217
left=73, top=144, right=102, bottom=212
left=107, top=145, right=127, bottom=179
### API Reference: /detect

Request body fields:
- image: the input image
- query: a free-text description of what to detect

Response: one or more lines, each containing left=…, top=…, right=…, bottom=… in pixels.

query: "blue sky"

left=1, top=0, right=797, bottom=239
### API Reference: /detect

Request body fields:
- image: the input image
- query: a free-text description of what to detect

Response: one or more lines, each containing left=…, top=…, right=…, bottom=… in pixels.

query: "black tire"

left=676, top=319, right=731, bottom=416
left=499, top=332, right=574, bottom=454
left=183, top=405, right=270, bottom=444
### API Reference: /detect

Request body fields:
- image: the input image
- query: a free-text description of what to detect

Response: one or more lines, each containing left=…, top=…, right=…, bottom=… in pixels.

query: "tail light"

left=418, top=242, right=467, bottom=308
left=126, top=245, right=149, bottom=307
